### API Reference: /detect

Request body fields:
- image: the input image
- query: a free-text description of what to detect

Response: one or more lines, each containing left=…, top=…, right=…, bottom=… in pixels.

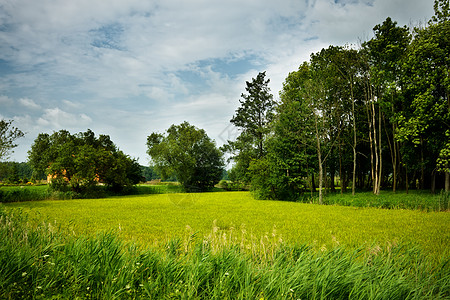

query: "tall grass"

left=5, top=191, right=450, bottom=259
left=0, top=184, right=163, bottom=203
left=1, top=207, right=449, bottom=299
left=320, top=190, right=450, bottom=211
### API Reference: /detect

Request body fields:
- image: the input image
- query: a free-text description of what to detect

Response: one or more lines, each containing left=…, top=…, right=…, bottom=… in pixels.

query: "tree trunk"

left=371, top=100, right=379, bottom=195
left=377, top=107, right=382, bottom=194
left=339, top=141, right=344, bottom=194
left=405, top=164, right=409, bottom=194
left=330, top=169, right=336, bottom=193
left=351, top=81, right=357, bottom=196
left=384, top=109, right=397, bottom=193
left=446, top=171, right=450, bottom=192
left=314, top=112, right=323, bottom=204
left=366, top=87, right=375, bottom=194
left=431, top=170, right=436, bottom=194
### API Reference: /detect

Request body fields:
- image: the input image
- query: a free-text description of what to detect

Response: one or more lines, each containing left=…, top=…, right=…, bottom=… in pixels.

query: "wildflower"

left=22, top=272, right=27, bottom=277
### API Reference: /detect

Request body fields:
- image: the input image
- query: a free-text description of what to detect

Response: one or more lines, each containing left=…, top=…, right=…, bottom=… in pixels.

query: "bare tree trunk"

left=314, top=112, right=323, bottom=204
left=371, top=100, right=379, bottom=195
left=392, top=101, right=398, bottom=193
left=405, top=164, right=409, bottom=194
left=351, top=80, right=357, bottom=196
left=431, top=170, right=436, bottom=194
left=446, top=171, right=450, bottom=192
left=366, top=84, right=375, bottom=194
left=377, top=106, right=382, bottom=194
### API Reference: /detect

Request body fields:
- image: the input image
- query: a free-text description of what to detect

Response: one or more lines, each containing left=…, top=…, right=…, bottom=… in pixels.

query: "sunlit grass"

left=4, top=191, right=449, bottom=260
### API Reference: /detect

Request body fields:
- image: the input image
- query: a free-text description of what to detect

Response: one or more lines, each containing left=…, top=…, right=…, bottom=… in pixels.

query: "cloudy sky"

left=0, top=0, right=434, bottom=164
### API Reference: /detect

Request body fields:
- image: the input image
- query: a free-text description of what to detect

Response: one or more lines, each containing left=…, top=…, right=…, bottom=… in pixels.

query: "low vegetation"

left=4, top=191, right=449, bottom=258
left=1, top=205, right=449, bottom=299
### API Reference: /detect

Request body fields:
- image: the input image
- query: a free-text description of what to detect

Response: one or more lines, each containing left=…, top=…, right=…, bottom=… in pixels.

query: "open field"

left=4, top=191, right=449, bottom=259
left=2, top=191, right=450, bottom=298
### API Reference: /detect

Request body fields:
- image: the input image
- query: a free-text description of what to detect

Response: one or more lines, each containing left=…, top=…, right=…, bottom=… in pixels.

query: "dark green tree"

left=223, top=71, right=275, bottom=183
left=363, top=17, right=411, bottom=193
left=147, top=122, right=224, bottom=192
left=28, top=129, right=140, bottom=193
left=397, top=0, right=450, bottom=191
left=250, top=63, right=315, bottom=201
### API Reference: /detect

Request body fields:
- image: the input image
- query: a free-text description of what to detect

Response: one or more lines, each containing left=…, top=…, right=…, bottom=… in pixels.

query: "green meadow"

left=2, top=190, right=450, bottom=299
left=4, top=191, right=449, bottom=258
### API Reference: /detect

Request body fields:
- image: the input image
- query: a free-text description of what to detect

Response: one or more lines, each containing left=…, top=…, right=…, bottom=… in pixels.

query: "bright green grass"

left=4, top=191, right=449, bottom=260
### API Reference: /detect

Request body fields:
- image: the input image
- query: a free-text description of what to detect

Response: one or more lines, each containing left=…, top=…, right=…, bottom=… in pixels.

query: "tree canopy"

left=225, top=0, right=450, bottom=200
left=0, top=119, right=24, bottom=162
left=28, top=129, right=141, bottom=193
left=147, top=122, right=224, bottom=192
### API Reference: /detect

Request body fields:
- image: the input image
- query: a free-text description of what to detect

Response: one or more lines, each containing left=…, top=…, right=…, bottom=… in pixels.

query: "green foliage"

left=140, top=165, right=160, bottom=181
left=1, top=207, right=449, bottom=299
left=147, top=122, right=224, bottom=192
left=223, top=71, right=275, bottom=184
left=0, top=119, right=24, bottom=161
left=28, top=129, right=141, bottom=194
left=229, top=71, right=275, bottom=159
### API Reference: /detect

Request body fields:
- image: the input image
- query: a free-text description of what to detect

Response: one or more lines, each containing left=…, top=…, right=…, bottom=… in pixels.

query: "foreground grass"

left=4, top=191, right=449, bottom=260
left=1, top=207, right=449, bottom=299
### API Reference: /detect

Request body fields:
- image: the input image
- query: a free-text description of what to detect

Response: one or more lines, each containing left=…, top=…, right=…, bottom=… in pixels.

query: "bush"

left=218, top=180, right=230, bottom=191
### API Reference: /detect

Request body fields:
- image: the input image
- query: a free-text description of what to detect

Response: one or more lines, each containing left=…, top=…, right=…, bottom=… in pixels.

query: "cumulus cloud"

left=19, top=98, right=41, bottom=110
left=37, top=108, right=92, bottom=129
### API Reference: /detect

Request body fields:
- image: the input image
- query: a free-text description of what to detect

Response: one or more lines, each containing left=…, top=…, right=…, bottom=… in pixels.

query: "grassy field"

left=4, top=191, right=449, bottom=259
left=2, top=190, right=450, bottom=298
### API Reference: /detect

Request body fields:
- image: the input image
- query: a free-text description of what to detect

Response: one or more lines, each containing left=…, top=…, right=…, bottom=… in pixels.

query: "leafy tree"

left=147, top=122, right=224, bottom=192
left=28, top=129, right=140, bottom=193
left=0, top=119, right=24, bottom=161
left=251, top=63, right=315, bottom=201
left=223, top=71, right=275, bottom=183
left=361, top=17, right=411, bottom=194
left=397, top=0, right=450, bottom=191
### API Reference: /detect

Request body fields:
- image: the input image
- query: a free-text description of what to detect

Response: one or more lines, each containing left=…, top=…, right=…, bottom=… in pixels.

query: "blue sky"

left=0, top=0, right=434, bottom=164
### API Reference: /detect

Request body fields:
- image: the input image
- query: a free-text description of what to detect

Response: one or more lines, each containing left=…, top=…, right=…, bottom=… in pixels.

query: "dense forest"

left=225, top=0, right=450, bottom=202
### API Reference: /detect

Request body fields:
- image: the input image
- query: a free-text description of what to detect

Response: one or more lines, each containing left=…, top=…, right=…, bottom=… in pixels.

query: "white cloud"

left=37, top=108, right=92, bottom=129
left=19, top=97, right=40, bottom=110
left=62, top=99, right=82, bottom=109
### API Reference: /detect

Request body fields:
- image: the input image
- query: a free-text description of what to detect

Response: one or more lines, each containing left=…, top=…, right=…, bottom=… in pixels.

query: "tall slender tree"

left=224, top=71, right=275, bottom=182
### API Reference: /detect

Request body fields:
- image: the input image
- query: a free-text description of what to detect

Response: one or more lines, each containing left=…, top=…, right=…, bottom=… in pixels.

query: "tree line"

left=224, top=0, right=450, bottom=202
